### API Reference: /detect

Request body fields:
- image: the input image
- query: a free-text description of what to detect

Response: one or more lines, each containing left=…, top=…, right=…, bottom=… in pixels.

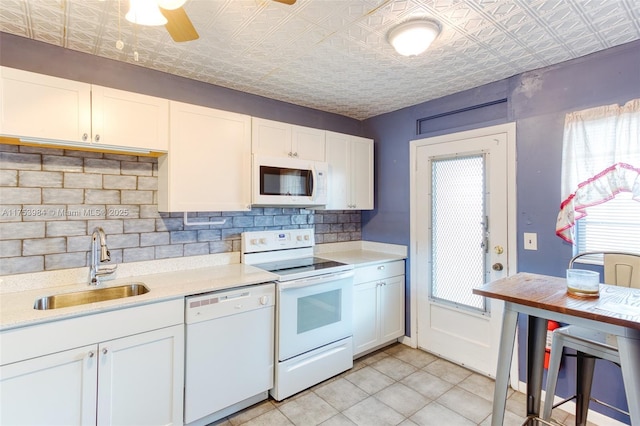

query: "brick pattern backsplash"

left=0, top=144, right=361, bottom=275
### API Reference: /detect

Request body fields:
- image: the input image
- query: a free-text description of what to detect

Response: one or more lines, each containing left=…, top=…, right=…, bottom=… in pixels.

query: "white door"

left=411, top=123, right=516, bottom=377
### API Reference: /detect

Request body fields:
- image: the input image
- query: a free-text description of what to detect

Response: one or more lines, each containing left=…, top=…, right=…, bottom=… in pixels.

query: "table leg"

left=616, top=334, right=640, bottom=425
left=491, top=306, right=518, bottom=426
left=526, top=316, right=548, bottom=425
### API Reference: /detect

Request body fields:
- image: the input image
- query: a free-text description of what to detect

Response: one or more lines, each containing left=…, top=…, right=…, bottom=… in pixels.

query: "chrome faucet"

left=90, top=227, right=117, bottom=285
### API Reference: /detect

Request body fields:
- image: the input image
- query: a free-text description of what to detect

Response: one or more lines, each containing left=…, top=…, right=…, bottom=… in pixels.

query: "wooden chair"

left=542, top=252, right=640, bottom=425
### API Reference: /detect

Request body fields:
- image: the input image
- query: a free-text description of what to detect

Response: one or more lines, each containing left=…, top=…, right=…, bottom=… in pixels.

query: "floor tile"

left=458, top=372, right=498, bottom=402
left=344, top=365, right=396, bottom=395
left=278, top=393, right=338, bottom=425
left=422, top=358, right=473, bottom=385
left=384, top=345, right=438, bottom=369
left=410, top=401, right=477, bottom=426
left=370, top=355, right=418, bottom=381
left=374, top=382, right=430, bottom=417
left=400, top=370, right=454, bottom=400
left=342, top=396, right=405, bottom=426
left=436, top=386, right=493, bottom=423
left=313, top=378, right=369, bottom=412
left=319, top=413, right=357, bottom=426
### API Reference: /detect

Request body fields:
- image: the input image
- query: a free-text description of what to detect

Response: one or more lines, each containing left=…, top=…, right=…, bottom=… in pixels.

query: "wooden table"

left=473, top=272, right=640, bottom=426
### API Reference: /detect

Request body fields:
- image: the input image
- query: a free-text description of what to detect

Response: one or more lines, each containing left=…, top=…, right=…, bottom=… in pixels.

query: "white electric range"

left=241, top=228, right=354, bottom=401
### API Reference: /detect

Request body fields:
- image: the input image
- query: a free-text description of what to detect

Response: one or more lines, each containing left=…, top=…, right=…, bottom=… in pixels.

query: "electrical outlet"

left=524, top=233, right=537, bottom=250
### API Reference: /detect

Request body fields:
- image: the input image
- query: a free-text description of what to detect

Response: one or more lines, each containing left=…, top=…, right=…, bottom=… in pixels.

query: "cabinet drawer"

left=354, top=260, right=404, bottom=285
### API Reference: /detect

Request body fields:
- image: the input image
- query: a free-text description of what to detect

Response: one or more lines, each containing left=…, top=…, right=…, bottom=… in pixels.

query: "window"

left=575, top=192, right=640, bottom=262
left=556, top=99, right=640, bottom=252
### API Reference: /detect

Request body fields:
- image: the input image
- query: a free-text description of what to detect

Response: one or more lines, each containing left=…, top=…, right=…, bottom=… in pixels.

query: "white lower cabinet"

left=0, top=344, right=97, bottom=425
left=353, top=260, right=405, bottom=357
left=0, top=299, right=184, bottom=425
left=96, top=325, right=183, bottom=426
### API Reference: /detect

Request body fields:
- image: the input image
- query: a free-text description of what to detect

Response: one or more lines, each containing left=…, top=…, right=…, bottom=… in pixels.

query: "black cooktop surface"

left=253, top=257, right=348, bottom=277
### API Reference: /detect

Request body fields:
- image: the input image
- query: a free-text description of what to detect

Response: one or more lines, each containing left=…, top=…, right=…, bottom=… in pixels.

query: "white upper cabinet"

left=90, top=85, right=169, bottom=151
left=252, top=117, right=325, bottom=161
left=325, top=131, right=374, bottom=210
left=0, top=66, right=169, bottom=152
left=0, top=66, right=91, bottom=142
left=158, top=101, right=252, bottom=212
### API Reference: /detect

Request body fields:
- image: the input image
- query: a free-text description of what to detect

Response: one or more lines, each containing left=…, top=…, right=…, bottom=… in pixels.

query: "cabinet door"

left=0, top=66, right=91, bottom=142
left=0, top=344, right=98, bottom=425
left=352, top=280, right=379, bottom=356
left=91, top=85, right=169, bottom=151
left=325, top=131, right=351, bottom=210
left=251, top=117, right=292, bottom=157
left=97, top=325, right=184, bottom=426
left=379, top=275, right=405, bottom=343
left=292, top=124, right=325, bottom=161
left=158, top=101, right=251, bottom=212
left=350, top=136, right=374, bottom=210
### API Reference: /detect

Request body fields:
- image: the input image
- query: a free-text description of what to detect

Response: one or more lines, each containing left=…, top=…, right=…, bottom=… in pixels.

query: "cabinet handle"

left=82, top=133, right=88, bottom=141
left=293, top=152, right=298, bottom=157
left=102, top=348, right=108, bottom=355
left=88, top=351, right=95, bottom=358
left=94, top=134, right=100, bottom=143
left=378, top=265, right=385, bottom=270
left=288, top=152, right=293, bottom=157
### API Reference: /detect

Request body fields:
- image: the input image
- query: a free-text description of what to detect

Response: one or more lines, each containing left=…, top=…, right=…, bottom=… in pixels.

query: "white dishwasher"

left=184, top=283, right=275, bottom=426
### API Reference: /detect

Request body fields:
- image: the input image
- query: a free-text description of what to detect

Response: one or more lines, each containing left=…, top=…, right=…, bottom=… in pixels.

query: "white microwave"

left=252, top=155, right=328, bottom=207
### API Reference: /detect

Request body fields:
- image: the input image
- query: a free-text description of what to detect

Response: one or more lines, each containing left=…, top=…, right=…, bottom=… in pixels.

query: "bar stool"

left=542, top=252, right=640, bottom=425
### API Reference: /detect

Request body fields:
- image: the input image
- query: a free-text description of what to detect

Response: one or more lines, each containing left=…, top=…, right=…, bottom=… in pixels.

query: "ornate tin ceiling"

left=1, top=0, right=639, bottom=120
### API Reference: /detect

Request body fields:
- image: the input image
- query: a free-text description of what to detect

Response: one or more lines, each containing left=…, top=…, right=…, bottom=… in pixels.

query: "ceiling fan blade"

left=160, top=6, right=199, bottom=42
left=272, top=0, right=296, bottom=4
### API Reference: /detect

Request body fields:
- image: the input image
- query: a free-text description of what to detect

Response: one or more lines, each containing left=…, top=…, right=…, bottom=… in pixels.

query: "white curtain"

left=556, top=99, right=640, bottom=244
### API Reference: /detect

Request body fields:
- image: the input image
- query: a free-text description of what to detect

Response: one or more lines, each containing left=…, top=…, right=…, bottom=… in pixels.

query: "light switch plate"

left=524, top=233, right=537, bottom=250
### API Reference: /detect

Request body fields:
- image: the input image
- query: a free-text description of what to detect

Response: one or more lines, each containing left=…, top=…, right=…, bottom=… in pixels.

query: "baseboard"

left=515, top=381, right=628, bottom=426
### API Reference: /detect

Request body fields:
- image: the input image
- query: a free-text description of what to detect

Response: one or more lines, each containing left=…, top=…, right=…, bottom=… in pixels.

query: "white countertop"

left=0, top=241, right=407, bottom=331
left=0, top=263, right=276, bottom=331
left=315, top=240, right=407, bottom=266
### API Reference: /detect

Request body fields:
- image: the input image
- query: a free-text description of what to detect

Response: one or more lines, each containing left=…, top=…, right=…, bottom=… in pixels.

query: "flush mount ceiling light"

left=387, top=19, right=441, bottom=56
left=125, top=0, right=187, bottom=26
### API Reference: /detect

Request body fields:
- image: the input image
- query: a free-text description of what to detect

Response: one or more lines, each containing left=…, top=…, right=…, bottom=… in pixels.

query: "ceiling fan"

left=126, top=0, right=297, bottom=43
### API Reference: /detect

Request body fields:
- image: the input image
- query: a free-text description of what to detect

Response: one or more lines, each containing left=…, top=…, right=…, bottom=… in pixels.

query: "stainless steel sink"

left=33, top=283, right=150, bottom=310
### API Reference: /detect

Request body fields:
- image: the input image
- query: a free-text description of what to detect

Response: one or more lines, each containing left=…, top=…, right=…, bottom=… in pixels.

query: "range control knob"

left=259, top=238, right=267, bottom=244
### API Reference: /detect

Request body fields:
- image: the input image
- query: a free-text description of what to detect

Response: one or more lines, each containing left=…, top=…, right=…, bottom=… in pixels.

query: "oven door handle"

left=278, top=270, right=354, bottom=290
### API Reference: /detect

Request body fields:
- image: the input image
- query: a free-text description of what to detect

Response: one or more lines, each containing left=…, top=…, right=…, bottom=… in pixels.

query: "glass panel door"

left=431, top=154, right=487, bottom=311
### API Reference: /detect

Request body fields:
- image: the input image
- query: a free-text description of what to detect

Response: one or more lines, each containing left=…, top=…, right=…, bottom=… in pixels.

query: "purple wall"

left=362, top=40, right=640, bottom=423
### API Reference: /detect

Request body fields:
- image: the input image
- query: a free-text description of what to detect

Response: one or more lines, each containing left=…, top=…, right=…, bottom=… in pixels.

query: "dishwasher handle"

left=278, top=270, right=354, bottom=290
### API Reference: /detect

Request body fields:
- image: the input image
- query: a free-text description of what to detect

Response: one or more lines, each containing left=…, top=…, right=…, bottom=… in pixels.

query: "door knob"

left=492, top=263, right=504, bottom=271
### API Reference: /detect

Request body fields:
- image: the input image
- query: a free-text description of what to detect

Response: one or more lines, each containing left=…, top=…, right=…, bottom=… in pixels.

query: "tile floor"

left=212, top=343, right=593, bottom=426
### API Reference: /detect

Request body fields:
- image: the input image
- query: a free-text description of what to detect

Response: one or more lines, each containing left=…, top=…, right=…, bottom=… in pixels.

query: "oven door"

left=277, top=270, right=354, bottom=361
